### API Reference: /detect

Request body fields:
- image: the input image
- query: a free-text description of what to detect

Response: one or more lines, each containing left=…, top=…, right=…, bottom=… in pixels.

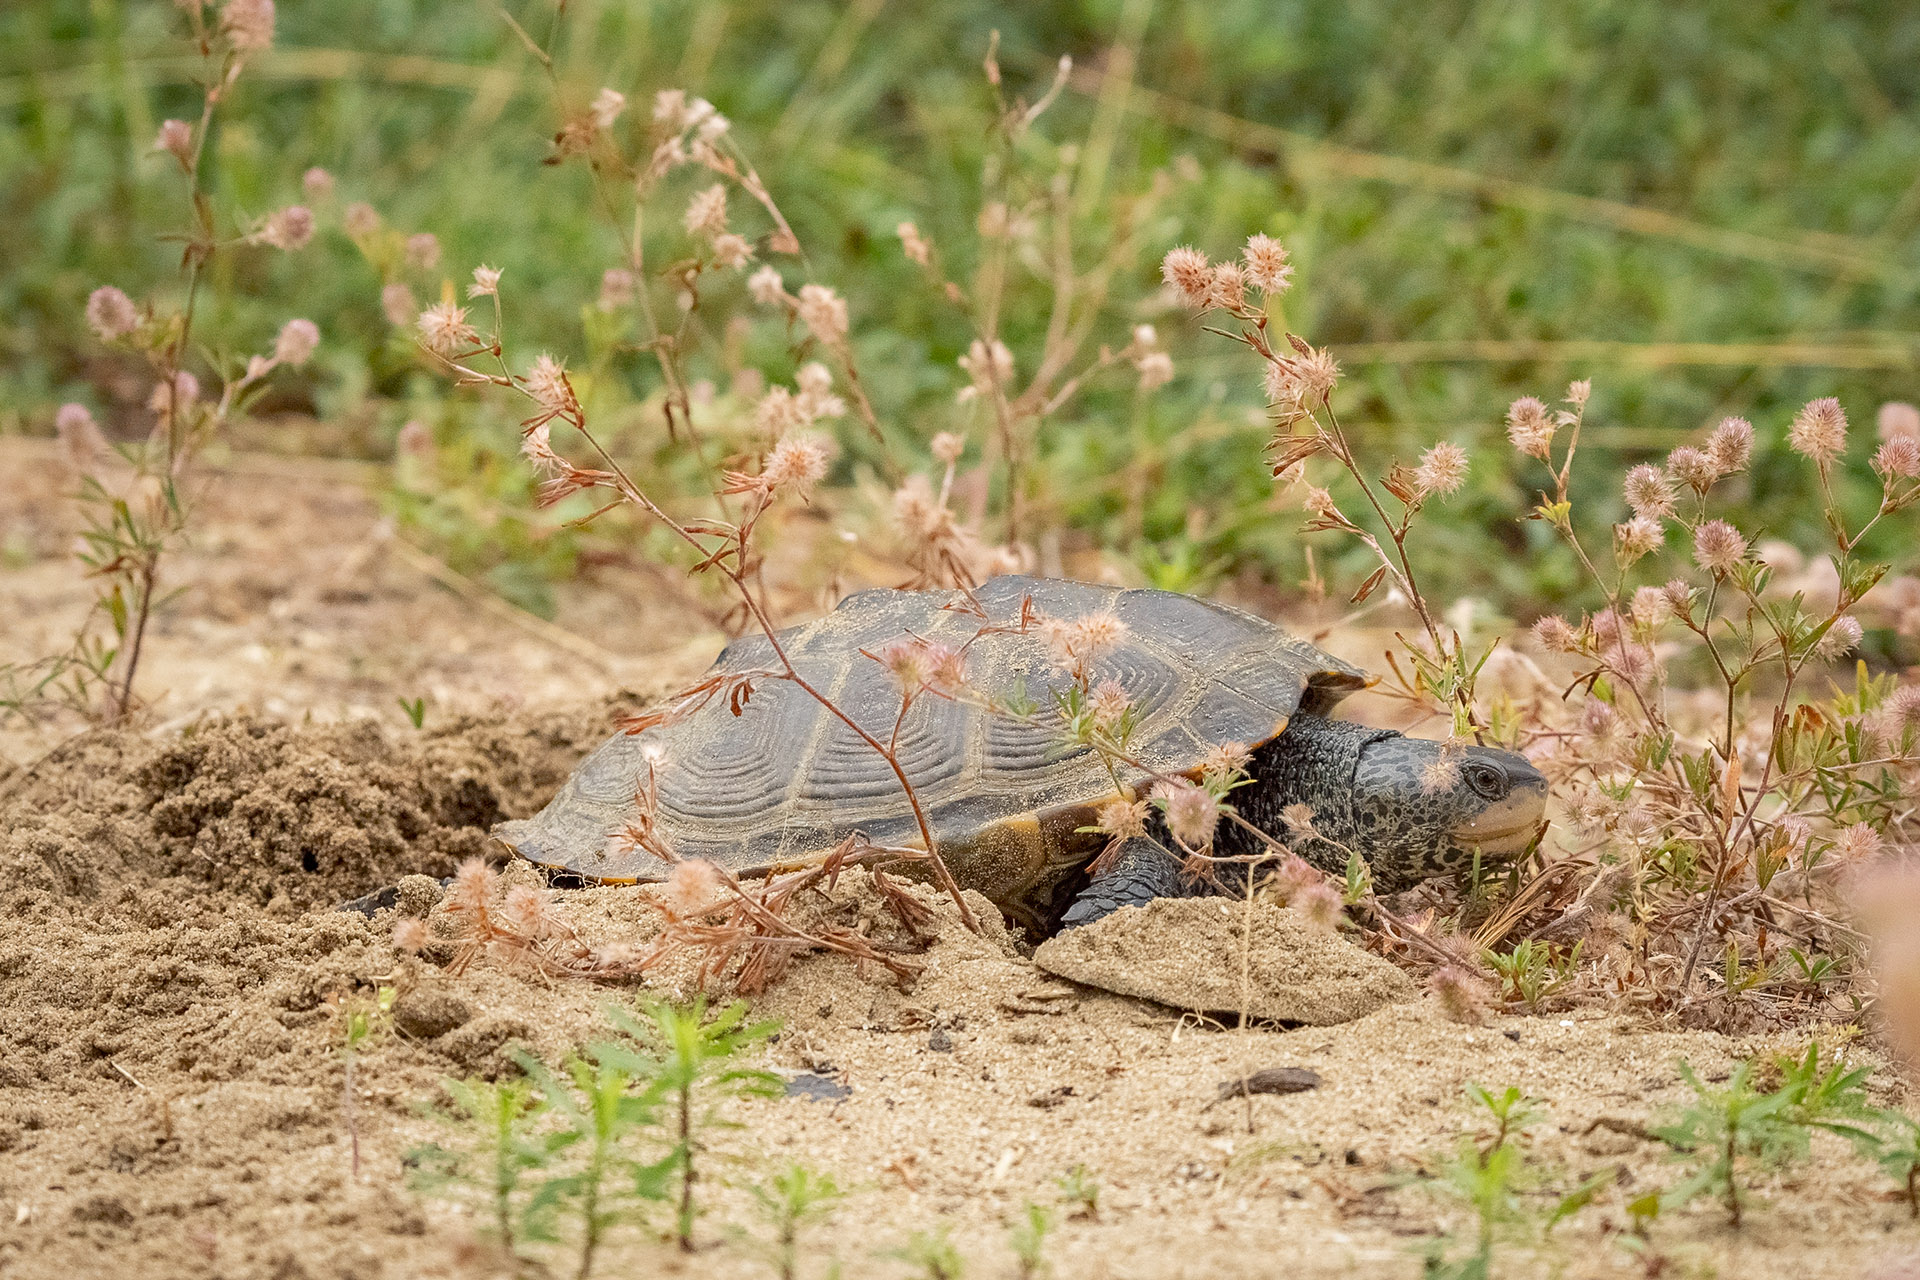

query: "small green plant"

left=606, top=997, right=782, bottom=1252
left=886, top=1223, right=965, bottom=1280
left=1646, top=1045, right=1879, bottom=1228
left=408, top=1077, right=564, bottom=1257
left=512, top=1043, right=675, bottom=1280
left=1007, top=1201, right=1054, bottom=1279
left=1481, top=939, right=1581, bottom=1011
left=398, top=696, right=427, bottom=729
left=743, top=1163, right=843, bottom=1280
left=1056, top=1164, right=1099, bottom=1219
left=336, top=984, right=394, bottom=1179
left=1869, top=1111, right=1920, bottom=1218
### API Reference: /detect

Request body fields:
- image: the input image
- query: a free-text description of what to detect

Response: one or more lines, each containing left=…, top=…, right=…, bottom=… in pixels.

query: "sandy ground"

left=3, top=439, right=1919, bottom=1278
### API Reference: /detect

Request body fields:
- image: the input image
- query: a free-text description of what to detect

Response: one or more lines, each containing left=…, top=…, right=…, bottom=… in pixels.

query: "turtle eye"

left=1462, top=761, right=1507, bottom=800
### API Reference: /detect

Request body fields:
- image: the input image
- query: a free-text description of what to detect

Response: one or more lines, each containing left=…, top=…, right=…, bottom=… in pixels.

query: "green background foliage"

left=5, top=0, right=1917, bottom=608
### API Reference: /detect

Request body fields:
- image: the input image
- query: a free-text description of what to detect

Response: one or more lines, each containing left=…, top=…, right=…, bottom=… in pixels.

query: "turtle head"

left=1347, top=734, right=1548, bottom=891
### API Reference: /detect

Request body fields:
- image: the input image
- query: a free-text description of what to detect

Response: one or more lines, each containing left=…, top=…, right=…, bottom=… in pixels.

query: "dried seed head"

left=897, top=221, right=932, bottom=267
left=405, top=232, right=441, bottom=271
left=748, top=265, right=786, bottom=306
left=653, top=89, right=688, bottom=128
left=761, top=433, right=832, bottom=496
left=520, top=423, right=562, bottom=476
left=1879, top=401, right=1920, bottom=443
left=1206, top=261, right=1246, bottom=312
left=958, top=339, right=1015, bottom=395
left=877, top=637, right=965, bottom=696
left=220, top=0, right=274, bottom=52
left=1813, top=615, right=1863, bottom=660
left=1623, top=464, right=1676, bottom=519
left=1152, top=778, right=1219, bottom=850
left=154, top=118, right=192, bottom=165
left=417, top=302, right=477, bottom=356
left=448, top=858, right=497, bottom=920
left=590, top=87, right=626, bottom=130
left=930, top=431, right=966, bottom=466
left=274, top=318, right=319, bottom=367
left=1069, top=611, right=1128, bottom=666
left=1505, top=396, right=1555, bottom=461
left=1296, top=347, right=1340, bottom=399
left=1789, top=397, right=1848, bottom=464
left=1095, top=797, right=1149, bottom=842
left=1291, top=881, right=1344, bottom=932
left=1135, top=350, right=1174, bottom=392
left=1532, top=614, right=1578, bottom=652
left=1087, top=680, right=1131, bottom=732
left=796, top=284, right=848, bottom=345
left=1874, top=435, right=1920, bottom=481
left=1413, top=442, right=1469, bottom=497
left=711, top=233, right=753, bottom=269
left=55, top=403, right=107, bottom=473
left=86, top=286, right=139, bottom=341
left=391, top=918, right=429, bottom=953
left=1160, top=245, right=1212, bottom=308
left=147, top=370, right=199, bottom=416
left=1428, top=966, right=1490, bottom=1025
left=344, top=202, right=381, bottom=237
left=257, top=205, right=313, bottom=251
left=1241, top=233, right=1293, bottom=294
left=381, top=282, right=419, bottom=328
left=1199, top=740, right=1253, bottom=784
left=500, top=884, right=552, bottom=937
left=1692, top=519, right=1747, bottom=574
left=685, top=183, right=728, bottom=237
left=468, top=265, right=502, bottom=298
left=1269, top=853, right=1323, bottom=903
left=302, top=166, right=334, bottom=201
left=1280, top=803, right=1318, bottom=837
left=1666, top=445, right=1719, bottom=493
left=890, top=473, right=953, bottom=539
left=754, top=386, right=806, bottom=437
left=1565, top=379, right=1592, bottom=408
left=1706, top=416, right=1754, bottom=474
left=1831, top=821, right=1882, bottom=863
left=525, top=354, right=574, bottom=415
left=661, top=857, right=724, bottom=918
left=1419, top=751, right=1461, bottom=795
left=1630, top=585, right=1671, bottom=627
left=1613, top=516, right=1664, bottom=565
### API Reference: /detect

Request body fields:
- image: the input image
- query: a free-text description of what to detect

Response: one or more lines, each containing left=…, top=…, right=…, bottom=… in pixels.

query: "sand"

left=2, top=712, right=1917, bottom=1280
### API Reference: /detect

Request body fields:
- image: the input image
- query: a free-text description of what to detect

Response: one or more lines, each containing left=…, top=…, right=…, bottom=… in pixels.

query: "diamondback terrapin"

left=493, top=576, right=1548, bottom=931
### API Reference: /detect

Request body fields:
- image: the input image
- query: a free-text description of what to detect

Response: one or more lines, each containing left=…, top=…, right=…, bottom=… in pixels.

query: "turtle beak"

left=1450, top=757, right=1549, bottom=857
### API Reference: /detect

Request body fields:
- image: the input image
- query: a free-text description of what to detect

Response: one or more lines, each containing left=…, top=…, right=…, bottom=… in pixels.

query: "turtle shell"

left=493, top=576, right=1368, bottom=914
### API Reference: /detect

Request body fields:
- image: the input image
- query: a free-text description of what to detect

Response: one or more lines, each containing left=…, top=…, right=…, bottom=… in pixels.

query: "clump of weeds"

left=407, top=999, right=786, bottom=1278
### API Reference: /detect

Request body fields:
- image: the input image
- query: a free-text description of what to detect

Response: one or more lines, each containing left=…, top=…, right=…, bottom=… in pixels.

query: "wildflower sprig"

left=5, top=0, right=320, bottom=726
left=1163, top=236, right=1485, bottom=738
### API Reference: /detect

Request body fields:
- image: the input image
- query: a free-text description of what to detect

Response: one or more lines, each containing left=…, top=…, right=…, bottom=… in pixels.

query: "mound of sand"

left=1033, top=897, right=1417, bottom=1024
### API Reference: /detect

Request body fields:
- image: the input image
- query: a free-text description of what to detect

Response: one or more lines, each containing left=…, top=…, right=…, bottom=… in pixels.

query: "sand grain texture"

left=1034, top=896, right=1418, bottom=1024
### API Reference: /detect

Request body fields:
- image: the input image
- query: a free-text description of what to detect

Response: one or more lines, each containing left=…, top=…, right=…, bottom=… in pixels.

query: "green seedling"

left=1007, top=1201, right=1054, bottom=1279
left=744, top=1162, right=844, bottom=1280
left=1481, top=939, right=1580, bottom=1010
left=408, top=1077, right=565, bottom=1257
left=337, top=984, right=394, bottom=1178
left=398, top=695, right=427, bottom=728
left=512, top=1043, right=675, bottom=1280
left=1056, top=1164, right=1099, bottom=1219
left=885, top=1223, right=965, bottom=1280
left=607, top=997, right=782, bottom=1252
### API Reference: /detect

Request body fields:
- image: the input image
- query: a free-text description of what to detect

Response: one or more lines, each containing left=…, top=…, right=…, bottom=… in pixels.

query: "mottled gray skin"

left=1058, top=715, right=1548, bottom=928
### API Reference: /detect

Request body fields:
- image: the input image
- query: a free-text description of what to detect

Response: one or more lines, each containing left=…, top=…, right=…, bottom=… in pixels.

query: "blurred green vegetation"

left=4, top=0, right=1918, bottom=614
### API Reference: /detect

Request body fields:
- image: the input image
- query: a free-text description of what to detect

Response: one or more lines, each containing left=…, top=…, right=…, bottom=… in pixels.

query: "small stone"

left=784, top=1073, right=850, bottom=1102
left=1214, top=1067, right=1321, bottom=1100
left=928, top=1027, right=953, bottom=1052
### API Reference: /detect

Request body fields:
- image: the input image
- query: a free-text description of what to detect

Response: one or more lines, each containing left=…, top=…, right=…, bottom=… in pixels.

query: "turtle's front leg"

left=1059, top=837, right=1210, bottom=929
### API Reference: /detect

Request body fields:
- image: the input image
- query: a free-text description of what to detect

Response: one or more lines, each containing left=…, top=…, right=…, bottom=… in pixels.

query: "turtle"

left=493, top=576, right=1548, bottom=932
